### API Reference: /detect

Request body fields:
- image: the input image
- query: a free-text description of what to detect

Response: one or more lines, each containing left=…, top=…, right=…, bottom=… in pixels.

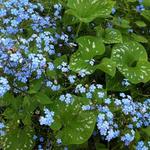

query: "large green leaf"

left=1, top=125, right=34, bottom=150
left=50, top=96, right=96, bottom=145
left=70, top=36, right=105, bottom=74
left=111, top=41, right=150, bottom=84
left=97, top=58, right=116, bottom=76
left=76, top=36, right=105, bottom=59
left=103, top=28, right=123, bottom=44
left=70, top=51, right=96, bottom=74
left=66, top=0, right=115, bottom=23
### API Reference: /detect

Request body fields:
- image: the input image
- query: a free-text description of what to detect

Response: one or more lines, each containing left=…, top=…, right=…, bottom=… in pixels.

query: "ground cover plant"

left=0, top=0, right=150, bottom=149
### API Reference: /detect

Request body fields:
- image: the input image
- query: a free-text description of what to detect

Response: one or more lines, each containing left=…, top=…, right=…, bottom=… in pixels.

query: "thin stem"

left=75, top=22, right=82, bottom=38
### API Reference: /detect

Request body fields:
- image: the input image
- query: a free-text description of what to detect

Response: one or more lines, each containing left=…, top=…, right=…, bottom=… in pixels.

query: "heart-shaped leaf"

left=103, top=28, right=123, bottom=44
left=76, top=36, right=105, bottom=59
left=70, top=51, right=96, bottom=74
left=50, top=96, right=96, bottom=145
left=70, top=36, right=105, bottom=74
left=111, top=41, right=150, bottom=84
left=97, top=58, right=116, bottom=76
left=66, top=0, right=115, bottom=23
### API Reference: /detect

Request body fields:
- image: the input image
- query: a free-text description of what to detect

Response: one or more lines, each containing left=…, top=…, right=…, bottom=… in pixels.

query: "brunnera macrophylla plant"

left=0, top=0, right=150, bottom=150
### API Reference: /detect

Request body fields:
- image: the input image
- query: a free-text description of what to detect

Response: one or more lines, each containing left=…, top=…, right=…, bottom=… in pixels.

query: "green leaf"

left=103, top=28, right=123, bottom=44
left=97, top=58, right=116, bottom=76
left=1, top=125, right=34, bottom=150
left=141, top=10, right=150, bottom=22
left=106, top=72, right=131, bottom=91
left=135, top=130, right=140, bottom=142
left=127, top=0, right=136, bottom=2
left=142, top=126, right=150, bottom=137
left=135, top=21, right=146, bottom=27
left=70, top=51, right=96, bottom=74
left=142, top=0, right=150, bottom=7
left=76, top=36, right=105, bottom=59
left=34, top=93, right=52, bottom=104
left=50, top=96, right=96, bottom=145
left=63, top=14, right=79, bottom=25
left=111, top=41, right=150, bottom=84
left=28, top=79, right=43, bottom=94
left=54, top=55, right=68, bottom=67
left=131, top=33, right=148, bottom=43
left=66, top=0, right=115, bottom=23
left=70, top=36, right=105, bottom=74
left=113, top=17, right=131, bottom=28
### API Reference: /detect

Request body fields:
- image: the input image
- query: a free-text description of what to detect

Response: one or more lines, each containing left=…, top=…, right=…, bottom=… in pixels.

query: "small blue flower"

left=68, top=75, right=76, bottom=84
left=56, top=139, right=62, bottom=144
left=136, top=5, right=145, bottom=12
left=82, top=105, right=91, bottom=111
left=98, top=92, right=105, bottom=98
left=39, top=108, right=54, bottom=126
left=0, top=77, right=10, bottom=97
left=112, top=8, right=116, bottom=14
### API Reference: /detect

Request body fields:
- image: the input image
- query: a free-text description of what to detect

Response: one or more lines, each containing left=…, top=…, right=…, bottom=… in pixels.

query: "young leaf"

left=135, top=21, right=146, bottom=27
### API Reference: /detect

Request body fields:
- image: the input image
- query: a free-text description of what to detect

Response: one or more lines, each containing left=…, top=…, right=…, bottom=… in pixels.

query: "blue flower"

left=136, top=5, right=145, bottom=12
left=121, top=130, right=135, bottom=145
left=0, top=77, right=10, bottom=97
left=59, top=93, right=73, bottom=104
left=111, top=8, right=116, bottom=14
left=56, top=139, right=62, bottom=144
left=82, top=105, right=91, bottom=111
left=98, top=92, right=105, bottom=98
left=68, top=75, right=76, bottom=84
left=39, top=108, right=54, bottom=126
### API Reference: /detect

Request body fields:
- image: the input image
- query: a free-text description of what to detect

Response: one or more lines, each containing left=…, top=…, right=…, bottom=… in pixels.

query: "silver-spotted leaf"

left=51, top=96, right=96, bottom=145
left=76, top=36, right=105, bottom=59
left=111, top=41, right=150, bottom=84
left=70, top=51, right=96, bottom=74
left=97, top=58, right=116, bottom=76
left=103, top=28, right=122, bottom=44
left=66, top=0, right=115, bottom=23
left=70, top=36, right=105, bottom=74
left=1, top=126, right=34, bottom=150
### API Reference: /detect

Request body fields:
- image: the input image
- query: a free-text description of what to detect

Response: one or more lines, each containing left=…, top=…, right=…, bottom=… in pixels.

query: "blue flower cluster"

left=136, top=0, right=145, bottom=13
left=39, top=108, right=54, bottom=126
left=97, top=106, right=120, bottom=141
left=0, top=122, right=5, bottom=136
left=57, top=62, right=70, bottom=73
left=96, top=93, right=150, bottom=145
left=0, top=77, right=10, bottom=97
left=0, top=0, right=70, bottom=91
left=46, top=80, right=61, bottom=91
left=59, top=93, right=73, bottom=104
left=136, top=141, right=150, bottom=150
